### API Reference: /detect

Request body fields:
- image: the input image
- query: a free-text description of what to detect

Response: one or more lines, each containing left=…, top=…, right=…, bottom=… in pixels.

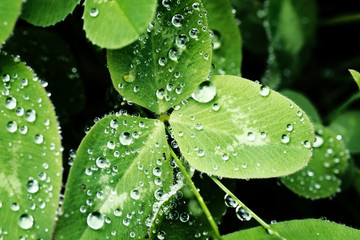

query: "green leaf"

left=4, top=26, right=85, bottom=122
left=329, top=111, right=360, bottom=154
left=21, top=0, right=79, bottom=27
left=282, top=124, right=349, bottom=199
left=223, top=219, right=360, bottom=239
left=263, top=0, right=317, bottom=88
left=107, top=0, right=212, bottom=114
left=281, top=89, right=322, bottom=124
left=169, top=75, right=314, bottom=179
left=349, top=69, right=360, bottom=90
left=0, top=53, right=62, bottom=239
left=83, top=0, right=157, bottom=49
left=54, top=115, right=174, bottom=239
left=203, top=0, right=242, bottom=76
left=0, top=0, right=22, bottom=45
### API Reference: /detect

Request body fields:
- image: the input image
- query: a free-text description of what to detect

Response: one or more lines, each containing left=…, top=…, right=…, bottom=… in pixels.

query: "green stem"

left=210, top=176, right=286, bottom=240
left=321, top=13, right=360, bottom=26
left=170, top=149, right=222, bottom=240
left=327, top=91, right=360, bottom=122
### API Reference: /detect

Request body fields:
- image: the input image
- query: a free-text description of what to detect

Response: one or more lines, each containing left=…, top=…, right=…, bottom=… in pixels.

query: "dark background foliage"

left=4, top=0, right=360, bottom=236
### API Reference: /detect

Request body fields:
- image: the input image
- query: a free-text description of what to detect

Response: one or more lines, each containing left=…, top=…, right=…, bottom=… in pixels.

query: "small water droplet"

left=224, top=194, right=237, bottom=208
left=247, top=132, right=255, bottom=142
left=168, top=48, right=180, bottom=61
left=189, top=28, right=199, bottom=39
left=156, top=88, right=167, bottom=100
left=313, top=134, right=324, bottom=148
left=222, top=153, right=229, bottom=161
left=235, top=206, right=251, bottom=221
left=34, top=134, right=44, bottom=144
left=286, top=124, right=293, bottom=131
left=175, top=34, right=189, bottom=48
left=281, top=134, right=290, bottom=144
left=130, top=189, right=140, bottom=200
left=122, top=73, right=135, bottom=83
left=96, top=157, right=110, bottom=169
left=87, top=212, right=104, bottom=230
left=90, top=8, right=99, bottom=17
left=192, top=81, right=216, bottom=103
left=158, top=57, right=167, bottom=66
left=24, top=109, right=36, bottom=122
left=212, top=103, right=220, bottom=111
left=259, top=85, right=270, bottom=96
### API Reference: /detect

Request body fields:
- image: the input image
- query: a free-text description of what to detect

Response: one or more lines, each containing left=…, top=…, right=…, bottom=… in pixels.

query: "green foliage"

left=0, top=53, right=62, bottom=239
left=223, top=219, right=360, bottom=239
left=170, top=75, right=314, bottom=178
left=84, top=0, right=156, bottom=49
left=0, top=0, right=22, bottom=45
left=263, top=0, right=317, bottom=88
left=21, top=0, right=80, bottom=27
left=329, top=111, right=360, bottom=154
left=1, top=0, right=360, bottom=239
left=282, top=124, right=349, bottom=199
left=203, top=0, right=242, bottom=76
left=107, top=0, right=212, bottom=114
left=349, top=69, right=360, bottom=90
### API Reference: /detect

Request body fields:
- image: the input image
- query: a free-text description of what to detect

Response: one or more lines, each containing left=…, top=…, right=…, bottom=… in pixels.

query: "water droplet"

left=212, top=103, right=220, bottom=111
left=24, top=109, right=36, bottom=122
left=157, top=231, right=167, bottom=239
left=11, top=202, right=19, bottom=211
left=303, top=140, right=311, bottom=148
left=222, top=153, right=229, bottom=161
left=224, top=194, right=237, bottom=208
left=4, top=97, right=16, bottom=109
left=281, top=134, right=290, bottom=144
left=18, top=214, right=34, bottom=229
left=162, top=0, right=171, bottom=8
left=2, top=74, right=10, bottom=82
left=168, top=48, right=180, bottom=61
left=171, top=14, right=184, bottom=27
left=189, top=28, right=199, bottom=39
left=119, top=132, right=132, bottom=145
left=122, top=73, right=135, bottom=83
left=180, top=212, right=190, bottom=222
left=235, top=206, right=251, bottom=221
left=153, top=167, right=162, bottom=176
left=192, top=81, right=216, bottom=103
left=156, top=88, right=167, bottom=100
left=107, top=141, right=115, bottom=149
left=19, top=126, right=28, bottom=134
left=313, top=134, right=324, bottom=148
left=195, top=122, right=203, bottom=130
left=247, top=132, right=255, bottom=142
left=26, top=179, right=39, bottom=193
left=90, top=8, right=99, bottom=17
left=6, top=121, right=17, bottom=133
left=130, top=189, right=140, bottom=200
left=211, top=30, right=221, bottom=50
left=175, top=34, right=189, bottom=48
left=259, top=85, right=270, bottom=96
left=96, top=157, right=110, bottom=169
left=158, top=57, right=167, bottom=66
left=192, top=2, right=200, bottom=10
left=87, top=212, right=104, bottom=230
left=286, top=124, right=293, bottom=131
left=34, top=134, right=44, bottom=144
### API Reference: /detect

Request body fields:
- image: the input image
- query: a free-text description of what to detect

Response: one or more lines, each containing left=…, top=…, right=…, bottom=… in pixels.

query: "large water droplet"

left=235, top=206, right=251, bottom=221
left=224, top=194, right=237, bottom=208
left=26, top=179, right=39, bottom=193
left=18, top=214, right=34, bottom=229
left=87, top=212, right=104, bottom=230
left=5, top=97, right=17, bottom=109
left=156, top=88, right=167, bottom=100
left=34, top=134, right=44, bottom=144
left=168, top=48, right=180, bottom=61
left=313, top=134, right=324, bottom=148
left=171, top=14, right=184, bottom=27
left=192, top=81, right=216, bottom=103
left=119, top=132, right=132, bottom=145
left=281, top=134, right=290, bottom=144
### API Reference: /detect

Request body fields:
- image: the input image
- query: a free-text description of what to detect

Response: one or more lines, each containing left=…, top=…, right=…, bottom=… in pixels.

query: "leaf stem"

left=210, top=176, right=286, bottom=240
left=327, top=91, right=360, bottom=123
left=170, top=149, right=222, bottom=240
left=321, top=13, right=360, bottom=26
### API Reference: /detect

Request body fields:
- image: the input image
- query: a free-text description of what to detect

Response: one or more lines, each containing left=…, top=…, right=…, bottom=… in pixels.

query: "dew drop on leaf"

left=281, top=134, right=290, bottom=144
left=168, top=48, right=180, bottom=61
left=175, top=34, right=189, bottom=49
left=24, top=109, right=36, bottom=122
left=18, top=214, right=34, bottom=229
left=286, top=124, right=293, bottom=131
left=34, top=134, right=44, bottom=144
left=87, top=212, right=104, bottom=230
left=192, top=81, right=216, bottom=103
left=122, top=72, right=135, bottom=83
left=130, top=189, right=140, bottom=200
left=89, top=8, right=99, bottom=17
left=4, top=96, right=17, bottom=109
left=6, top=121, right=17, bottom=133
left=313, top=134, right=324, bottom=148
left=171, top=14, right=184, bottom=27
left=259, top=85, right=270, bottom=96
left=224, top=194, right=237, bottom=208
left=96, top=157, right=110, bottom=169
left=247, top=132, right=255, bottom=142
left=235, top=206, right=251, bottom=221
left=26, top=179, right=39, bottom=193
left=11, top=202, right=19, bottom=211
left=119, top=132, right=132, bottom=145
